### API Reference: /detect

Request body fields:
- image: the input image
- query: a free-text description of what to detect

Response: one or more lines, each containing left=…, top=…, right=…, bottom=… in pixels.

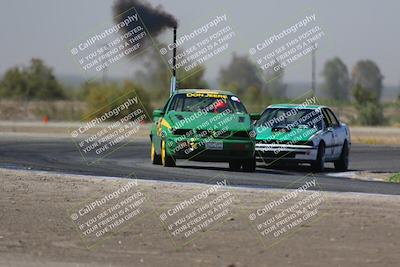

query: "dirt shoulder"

left=0, top=121, right=151, bottom=139
left=350, top=126, right=400, bottom=145
left=0, top=168, right=399, bottom=267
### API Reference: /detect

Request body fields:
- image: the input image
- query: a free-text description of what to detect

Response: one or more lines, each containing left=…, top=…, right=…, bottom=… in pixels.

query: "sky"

left=0, top=0, right=399, bottom=86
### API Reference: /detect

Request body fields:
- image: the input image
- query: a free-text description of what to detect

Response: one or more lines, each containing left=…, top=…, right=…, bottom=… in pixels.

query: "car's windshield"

left=256, top=107, right=324, bottom=130
left=168, top=93, right=247, bottom=114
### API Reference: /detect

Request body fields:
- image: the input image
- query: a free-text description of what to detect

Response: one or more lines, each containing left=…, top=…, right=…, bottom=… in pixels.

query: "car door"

left=325, top=108, right=346, bottom=159
left=321, top=108, right=336, bottom=160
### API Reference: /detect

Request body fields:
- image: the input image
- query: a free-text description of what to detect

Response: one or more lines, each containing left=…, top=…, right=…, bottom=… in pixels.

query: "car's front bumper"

left=255, top=143, right=318, bottom=163
left=167, top=137, right=255, bottom=161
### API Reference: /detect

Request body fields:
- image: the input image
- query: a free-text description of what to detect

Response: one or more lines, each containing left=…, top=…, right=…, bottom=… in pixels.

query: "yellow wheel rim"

left=151, top=143, right=155, bottom=161
left=161, top=140, right=166, bottom=165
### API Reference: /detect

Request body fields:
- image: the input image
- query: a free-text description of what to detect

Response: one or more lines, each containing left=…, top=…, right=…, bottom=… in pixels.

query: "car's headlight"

left=305, top=140, right=314, bottom=146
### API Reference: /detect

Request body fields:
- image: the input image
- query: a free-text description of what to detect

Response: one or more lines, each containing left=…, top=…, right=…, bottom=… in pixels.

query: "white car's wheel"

left=312, top=142, right=325, bottom=172
left=334, top=142, right=349, bottom=171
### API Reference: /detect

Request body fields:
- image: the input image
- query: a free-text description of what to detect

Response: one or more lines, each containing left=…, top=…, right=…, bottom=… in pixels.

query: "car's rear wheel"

left=242, top=156, right=256, bottom=172
left=334, top=142, right=349, bottom=171
left=161, top=139, right=176, bottom=167
left=151, top=142, right=161, bottom=165
left=311, top=142, right=325, bottom=172
left=229, top=160, right=242, bottom=171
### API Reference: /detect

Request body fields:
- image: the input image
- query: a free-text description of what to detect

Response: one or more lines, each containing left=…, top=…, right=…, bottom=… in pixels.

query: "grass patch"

left=388, top=173, right=400, bottom=183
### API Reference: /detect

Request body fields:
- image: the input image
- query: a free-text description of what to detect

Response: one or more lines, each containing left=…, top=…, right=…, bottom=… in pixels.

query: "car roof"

left=267, top=104, right=327, bottom=109
left=174, top=89, right=235, bottom=96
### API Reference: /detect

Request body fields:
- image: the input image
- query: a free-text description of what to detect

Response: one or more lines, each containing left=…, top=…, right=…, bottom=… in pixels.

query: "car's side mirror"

left=250, top=113, right=260, bottom=121
left=153, top=109, right=164, bottom=120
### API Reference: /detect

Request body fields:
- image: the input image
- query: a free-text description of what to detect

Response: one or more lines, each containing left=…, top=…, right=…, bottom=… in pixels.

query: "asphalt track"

left=0, top=137, right=399, bottom=195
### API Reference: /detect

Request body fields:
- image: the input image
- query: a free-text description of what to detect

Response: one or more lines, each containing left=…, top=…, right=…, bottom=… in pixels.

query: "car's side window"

left=322, top=109, right=332, bottom=128
left=230, top=99, right=247, bottom=113
left=168, top=95, right=184, bottom=112
left=162, top=97, right=173, bottom=114
left=165, top=95, right=182, bottom=113
left=325, top=109, right=340, bottom=127
left=168, top=96, right=177, bottom=112
left=174, top=96, right=184, bottom=111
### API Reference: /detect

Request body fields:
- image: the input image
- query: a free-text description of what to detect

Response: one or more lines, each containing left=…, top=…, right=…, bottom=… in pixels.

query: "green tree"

left=219, top=54, right=263, bottom=96
left=84, top=81, right=152, bottom=121
left=0, top=67, right=28, bottom=98
left=352, top=84, right=385, bottom=125
left=134, top=49, right=170, bottom=100
left=85, top=82, right=120, bottom=118
left=178, top=65, right=208, bottom=89
left=0, top=58, right=65, bottom=100
left=263, top=61, right=286, bottom=99
left=123, top=80, right=152, bottom=117
left=350, top=60, right=385, bottom=125
left=322, top=57, right=350, bottom=101
left=351, top=60, right=383, bottom=100
left=242, top=84, right=273, bottom=113
left=27, top=59, right=65, bottom=99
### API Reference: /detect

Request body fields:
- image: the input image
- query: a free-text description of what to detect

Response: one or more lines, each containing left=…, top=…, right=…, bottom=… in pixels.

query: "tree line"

left=0, top=55, right=396, bottom=125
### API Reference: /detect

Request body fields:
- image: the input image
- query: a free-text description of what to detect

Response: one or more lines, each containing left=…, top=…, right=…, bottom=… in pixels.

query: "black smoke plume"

left=113, top=0, right=178, bottom=37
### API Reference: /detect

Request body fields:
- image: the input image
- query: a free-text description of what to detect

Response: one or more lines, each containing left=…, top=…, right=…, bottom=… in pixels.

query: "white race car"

left=254, top=104, right=351, bottom=171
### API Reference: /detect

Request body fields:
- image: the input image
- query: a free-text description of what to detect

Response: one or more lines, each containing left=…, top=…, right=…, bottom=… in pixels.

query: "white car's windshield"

left=256, top=108, right=324, bottom=130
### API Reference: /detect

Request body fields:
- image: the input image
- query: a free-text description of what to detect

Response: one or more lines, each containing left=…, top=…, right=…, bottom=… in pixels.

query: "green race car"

left=150, top=89, right=258, bottom=172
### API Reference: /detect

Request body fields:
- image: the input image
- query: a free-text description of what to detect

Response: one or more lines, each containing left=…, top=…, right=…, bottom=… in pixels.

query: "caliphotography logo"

left=246, top=174, right=329, bottom=249
left=69, top=90, right=151, bottom=164
left=67, top=175, right=151, bottom=249
left=156, top=174, right=237, bottom=248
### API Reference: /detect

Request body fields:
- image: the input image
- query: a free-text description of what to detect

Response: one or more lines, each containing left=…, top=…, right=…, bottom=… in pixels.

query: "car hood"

left=255, top=126, right=319, bottom=142
left=167, top=111, right=252, bottom=131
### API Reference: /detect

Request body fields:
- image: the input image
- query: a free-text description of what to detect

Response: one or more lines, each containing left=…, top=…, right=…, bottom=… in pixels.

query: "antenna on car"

left=169, top=27, right=177, bottom=96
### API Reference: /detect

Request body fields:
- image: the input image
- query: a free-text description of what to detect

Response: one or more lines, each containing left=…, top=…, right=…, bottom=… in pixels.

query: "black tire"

left=312, top=142, right=325, bottom=172
left=163, top=156, right=176, bottom=167
left=151, top=142, right=162, bottom=165
left=334, top=142, right=349, bottom=171
left=161, top=140, right=176, bottom=167
left=242, top=156, right=256, bottom=172
left=229, top=160, right=242, bottom=171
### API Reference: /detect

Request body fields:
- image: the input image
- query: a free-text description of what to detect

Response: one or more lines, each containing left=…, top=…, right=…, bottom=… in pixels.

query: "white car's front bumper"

left=255, top=143, right=318, bottom=161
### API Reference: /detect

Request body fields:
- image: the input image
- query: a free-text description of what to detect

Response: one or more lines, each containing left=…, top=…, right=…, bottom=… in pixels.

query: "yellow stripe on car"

left=157, top=118, right=171, bottom=136
left=161, top=118, right=171, bottom=129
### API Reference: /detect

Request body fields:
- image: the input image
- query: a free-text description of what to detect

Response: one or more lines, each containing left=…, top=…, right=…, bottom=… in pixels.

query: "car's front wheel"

left=161, top=139, right=176, bottom=167
left=311, top=142, right=325, bottom=172
left=334, top=142, right=349, bottom=171
left=151, top=142, right=161, bottom=165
